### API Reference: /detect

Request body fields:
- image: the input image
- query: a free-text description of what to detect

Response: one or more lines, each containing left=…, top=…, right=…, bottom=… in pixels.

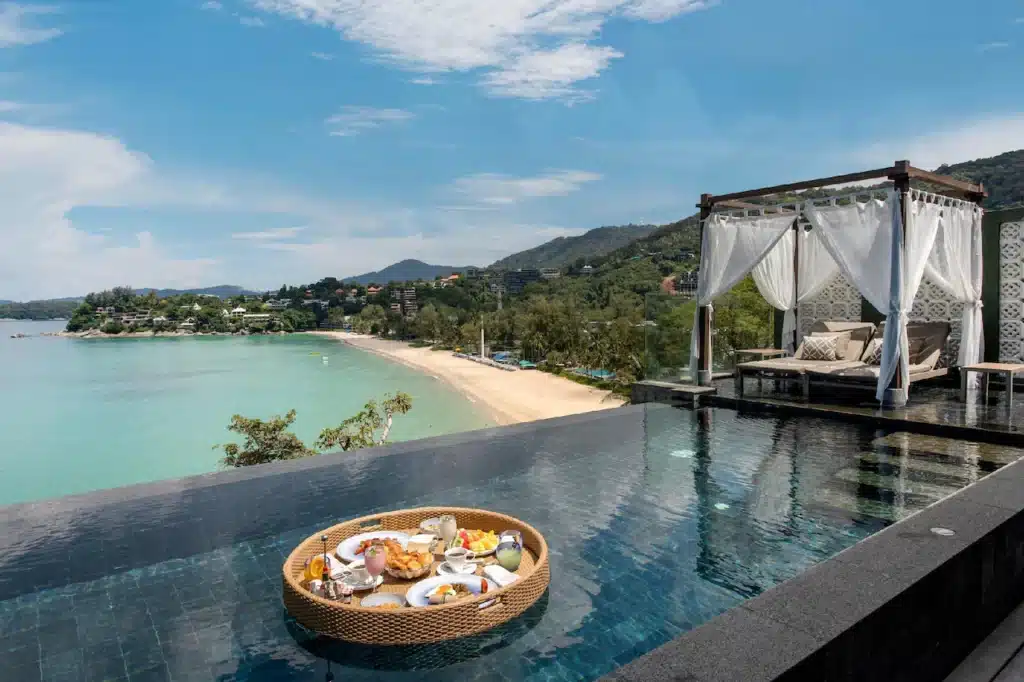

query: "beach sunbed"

left=734, top=321, right=877, bottom=398
left=805, top=321, right=951, bottom=394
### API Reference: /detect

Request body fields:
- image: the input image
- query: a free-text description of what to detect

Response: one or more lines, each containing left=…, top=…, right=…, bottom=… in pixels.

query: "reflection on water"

left=1, top=405, right=1021, bottom=682
left=291, top=591, right=550, bottom=672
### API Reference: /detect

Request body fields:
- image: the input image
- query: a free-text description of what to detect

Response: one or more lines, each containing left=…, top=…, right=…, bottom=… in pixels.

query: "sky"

left=1, top=0, right=1023, bottom=300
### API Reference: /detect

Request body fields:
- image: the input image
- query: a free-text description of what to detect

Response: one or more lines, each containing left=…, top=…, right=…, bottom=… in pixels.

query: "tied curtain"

left=925, top=197, right=984, bottom=382
left=751, top=227, right=841, bottom=353
left=689, top=212, right=794, bottom=381
left=803, top=190, right=943, bottom=400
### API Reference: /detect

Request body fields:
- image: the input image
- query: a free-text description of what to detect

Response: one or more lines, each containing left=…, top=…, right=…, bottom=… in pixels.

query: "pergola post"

left=882, top=160, right=911, bottom=407
left=696, top=194, right=713, bottom=386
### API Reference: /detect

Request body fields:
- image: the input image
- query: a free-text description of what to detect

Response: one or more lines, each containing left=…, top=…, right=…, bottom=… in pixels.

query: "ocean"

left=0, top=321, right=495, bottom=506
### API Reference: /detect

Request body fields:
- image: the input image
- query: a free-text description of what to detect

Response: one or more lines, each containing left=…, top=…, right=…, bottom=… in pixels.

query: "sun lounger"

left=806, top=321, right=951, bottom=394
left=735, top=321, right=876, bottom=397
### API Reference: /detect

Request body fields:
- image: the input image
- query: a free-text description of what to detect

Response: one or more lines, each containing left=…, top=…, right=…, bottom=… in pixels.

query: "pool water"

left=1, top=405, right=1020, bottom=682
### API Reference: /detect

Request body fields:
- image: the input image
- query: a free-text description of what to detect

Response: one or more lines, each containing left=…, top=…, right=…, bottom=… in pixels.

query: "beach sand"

left=311, top=331, right=626, bottom=425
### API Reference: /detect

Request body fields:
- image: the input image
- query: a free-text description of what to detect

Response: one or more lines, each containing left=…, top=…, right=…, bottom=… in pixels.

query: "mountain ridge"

left=489, top=224, right=657, bottom=270
left=344, top=259, right=473, bottom=285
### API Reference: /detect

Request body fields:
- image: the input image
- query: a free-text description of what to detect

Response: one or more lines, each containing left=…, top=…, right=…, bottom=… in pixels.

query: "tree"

left=316, top=392, right=413, bottom=452
left=217, top=393, right=414, bottom=468
left=217, top=410, right=315, bottom=467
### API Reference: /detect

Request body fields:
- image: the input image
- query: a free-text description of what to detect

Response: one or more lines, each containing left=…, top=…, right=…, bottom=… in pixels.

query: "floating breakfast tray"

left=282, top=507, right=550, bottom=645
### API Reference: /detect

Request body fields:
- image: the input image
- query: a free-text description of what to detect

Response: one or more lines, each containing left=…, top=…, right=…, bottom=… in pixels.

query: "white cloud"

left=232, top=226, right=306, bottom=240
left=410, top=76, right=439, bottom=85
left=310, top=51, right=333, bottom=60
left=0, top=122, right=221, bottom=300
left=848, top=114, right=1024, bottom=171
left=0, top=99, right=21, bottom=112
left=238, top=15, right=265, bottom=27
left=979, top=41, right=1010, bottom=51
left=481, top=42, right=620, bottom=102
left=248, top=0, right=713, bottom=101
left=0, top=2, right=62, bottom=48
left=325, top=105, right=414, bottom=137
left=200, top=0, right=223, bottom=10
left=453, top=169, right=601, bottom=205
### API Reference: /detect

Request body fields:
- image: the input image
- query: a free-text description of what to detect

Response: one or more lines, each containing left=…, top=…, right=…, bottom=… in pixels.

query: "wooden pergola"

left=693, top=160, right=987, bottom=402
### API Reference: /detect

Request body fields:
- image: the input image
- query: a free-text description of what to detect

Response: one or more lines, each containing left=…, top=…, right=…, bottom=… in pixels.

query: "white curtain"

left=689, top=212, right=795, bottom=380
left=751, top=225, right=796, bottom=351
left=751, top=228, right=840, bottom=353
left=925, top=197, right=984, bottom=379
left=803, top=191, right=901, bottom=400
left=875, top=192, right=943, bottom=400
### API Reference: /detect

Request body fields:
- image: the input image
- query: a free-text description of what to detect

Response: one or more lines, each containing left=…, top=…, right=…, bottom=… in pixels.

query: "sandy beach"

left=310, top=331, right=626, bottom=425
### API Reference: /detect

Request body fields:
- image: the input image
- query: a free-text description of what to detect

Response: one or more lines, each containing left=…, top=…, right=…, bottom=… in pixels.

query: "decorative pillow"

left=864, top=338, right=883, bottom=365
left=800, top=335, right=838, bottom=362
left=811, top=331, right=853, bottom=359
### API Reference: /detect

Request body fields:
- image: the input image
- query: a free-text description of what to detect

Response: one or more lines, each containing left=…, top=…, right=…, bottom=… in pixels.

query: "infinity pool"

left=2, top=405, right=1020, bottom=681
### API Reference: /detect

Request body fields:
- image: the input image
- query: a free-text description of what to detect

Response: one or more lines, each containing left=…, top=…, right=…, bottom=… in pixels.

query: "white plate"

left=436, top=561, right=477, bottom=576
left=342, top=574, right=384, bottom=591
left=360, top=593, right=406, bottom=609
left=405, top=574, right=495, bottom=607
left=336, top=531, right=410, bottom=563
left=419, top=517, right=441, bottom=536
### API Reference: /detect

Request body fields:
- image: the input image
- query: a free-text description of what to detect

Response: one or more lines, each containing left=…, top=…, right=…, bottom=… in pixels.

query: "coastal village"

left=60, top=262, right=703, bottom=340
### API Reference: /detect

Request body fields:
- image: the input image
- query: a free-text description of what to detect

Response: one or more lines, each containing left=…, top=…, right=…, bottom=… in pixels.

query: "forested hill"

left=346, top=259, right=471, bottom=285
left=490, top=224, right=657, bottom=270
left=935, top=149, right=1024, bottom=210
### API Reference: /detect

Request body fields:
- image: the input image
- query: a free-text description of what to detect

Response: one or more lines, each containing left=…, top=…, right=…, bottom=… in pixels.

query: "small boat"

left=309, top=351, right=321, bottom=356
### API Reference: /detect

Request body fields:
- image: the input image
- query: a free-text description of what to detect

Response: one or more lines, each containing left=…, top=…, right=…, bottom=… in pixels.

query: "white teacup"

left=444, top=547, right=476, bottom=571
left=348, top=561, right=371, bottom=584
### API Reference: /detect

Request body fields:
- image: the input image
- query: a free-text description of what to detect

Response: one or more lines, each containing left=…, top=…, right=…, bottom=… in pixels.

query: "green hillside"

left=490, top=224, right=657, bottom=270
left=936, top=149, right=1024, bottom=209
left=346, top=259, right=471, bottom=285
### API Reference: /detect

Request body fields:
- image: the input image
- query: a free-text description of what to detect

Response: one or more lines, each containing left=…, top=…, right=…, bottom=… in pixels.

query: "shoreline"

left=308, top=331, right=626, bottom=426
left=52, top=330, right=290, bottom=339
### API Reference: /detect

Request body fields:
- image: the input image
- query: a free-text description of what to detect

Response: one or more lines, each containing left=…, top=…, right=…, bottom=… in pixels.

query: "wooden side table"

left=735, top=348, right=788, bottom=394
left=960, top=363, right=1024, bottom=407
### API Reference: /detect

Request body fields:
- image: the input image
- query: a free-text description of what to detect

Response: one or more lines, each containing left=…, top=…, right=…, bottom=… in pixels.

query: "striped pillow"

left=801, top=335, right=838, bottom=362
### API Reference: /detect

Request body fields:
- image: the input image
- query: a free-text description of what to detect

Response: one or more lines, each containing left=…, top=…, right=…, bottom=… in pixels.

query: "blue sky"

left=1, top=0, right=1022, bottom=299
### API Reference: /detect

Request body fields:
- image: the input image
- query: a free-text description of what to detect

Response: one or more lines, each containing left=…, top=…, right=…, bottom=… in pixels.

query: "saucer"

left=436, top=561, right=477, bottom=576
left=342, top=574, right=384, bottom=591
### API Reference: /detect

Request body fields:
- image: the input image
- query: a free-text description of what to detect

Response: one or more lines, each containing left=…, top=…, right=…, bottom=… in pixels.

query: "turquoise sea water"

left=0, top=320, right=494, bottom=506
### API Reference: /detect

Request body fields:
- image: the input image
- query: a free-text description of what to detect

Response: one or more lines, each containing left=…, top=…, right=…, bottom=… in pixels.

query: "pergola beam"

left=698, top=160, right=987, bottom=209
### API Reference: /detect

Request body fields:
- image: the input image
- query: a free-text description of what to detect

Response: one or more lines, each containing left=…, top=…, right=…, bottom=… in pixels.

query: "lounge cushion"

left=738, top=358, right=865, bottom=374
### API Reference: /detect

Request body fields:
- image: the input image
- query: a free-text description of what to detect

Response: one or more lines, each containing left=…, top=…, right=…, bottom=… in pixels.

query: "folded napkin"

left=483, top=565, right=520, bottom=588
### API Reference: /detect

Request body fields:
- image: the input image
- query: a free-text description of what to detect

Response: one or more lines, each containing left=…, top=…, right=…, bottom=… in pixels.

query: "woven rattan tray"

left=282, top=507, right=550, bottom=645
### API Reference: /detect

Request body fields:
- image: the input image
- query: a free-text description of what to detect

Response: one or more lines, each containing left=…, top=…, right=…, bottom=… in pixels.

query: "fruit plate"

left=454, top=529, right=499, bottom=556
left=336, top=531, right=410, bottom=563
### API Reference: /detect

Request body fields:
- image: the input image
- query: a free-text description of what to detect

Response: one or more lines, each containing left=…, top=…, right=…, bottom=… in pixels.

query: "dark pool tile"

left=5, top=660, right=42, bottom=681
left=127, top=662, right=171, bottom=681
left=41, top=648, right=85, bottom=679
left=39, top=618, right=81, bottom=657
left=0, top=605, right=38, bottom=634
left=82, top=647, right=128, bottom=682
